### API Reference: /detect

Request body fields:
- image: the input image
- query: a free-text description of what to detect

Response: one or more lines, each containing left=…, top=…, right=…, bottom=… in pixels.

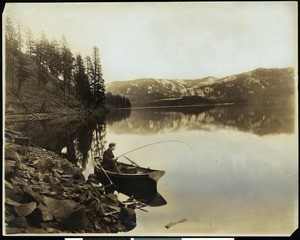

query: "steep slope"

left=106, top=68, right=295, bottom=106
left=5, top=53, right=83, bottom=114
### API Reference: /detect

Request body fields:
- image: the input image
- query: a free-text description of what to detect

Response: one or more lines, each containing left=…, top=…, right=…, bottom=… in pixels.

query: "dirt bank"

left=5, top=107, right=109, bottom=122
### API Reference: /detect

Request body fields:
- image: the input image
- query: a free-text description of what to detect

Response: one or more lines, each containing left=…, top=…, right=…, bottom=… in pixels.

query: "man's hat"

left=109, top=142, right=116, bottom=148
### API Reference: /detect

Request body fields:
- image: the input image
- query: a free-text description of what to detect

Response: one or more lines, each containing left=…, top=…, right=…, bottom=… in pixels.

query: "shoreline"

left=4, top=107, right=109, bottom=122
left=4, top=134, right=137, bottom=234
left=107, top=101, right=282, bottom=111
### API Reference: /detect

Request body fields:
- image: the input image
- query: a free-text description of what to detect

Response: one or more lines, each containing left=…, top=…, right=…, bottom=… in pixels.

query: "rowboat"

left=94, top=161, right=166, bottom=204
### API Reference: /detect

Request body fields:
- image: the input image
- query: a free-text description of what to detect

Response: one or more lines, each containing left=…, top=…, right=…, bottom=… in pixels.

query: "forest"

left=4, top=17, right=130, bottom=109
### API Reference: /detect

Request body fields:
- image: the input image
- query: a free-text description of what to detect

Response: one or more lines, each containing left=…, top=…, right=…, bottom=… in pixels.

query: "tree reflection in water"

left=107, top=103, right=295, bottom=136
left=5, top=115, right=107, bottom=169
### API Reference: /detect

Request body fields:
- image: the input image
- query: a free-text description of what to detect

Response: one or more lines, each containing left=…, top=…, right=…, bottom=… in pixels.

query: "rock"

left=106, top=193, right=119, bottom=203
left=102, top=217, right=111, bottom=223
left=115, top=222, right=127, bottom=232
left=88, top=200, right=104, bottom=216
left=29, top=184, right=43, bottom=191
left=45, top=227, right=56, bottom=233
left=49, top=183, right=64, bottom=193
left=120, top=207, right=135, bottom=219
left=6, top=215, right=16, bottom=223
left=38, top=204, right=53, bottom=221
left=61, top=163, right=77, bottom=175
left=82, top=196, right=97, bottom=205
left=33, top=158, right=54, bottom=172
left=37, top=173, right=46, bottom=181
left=5, top=180, right=14, bottom=189
left=26, top=167, right=37, bottom=175
left=127, top=203, right=136, bottom=209
left=43, top=196, right=78, bottom=221
left=26, top=204, right=53, bottom=226
left=22, top=187, right=44, bottom=204
left=16, top=170, right=27, bottom=178
left=119, top=207, right=136, bottom=231
left=62, top=206, right=91, bottom=230
left=6, top=227, right=25, bottom=234
left=10, top=177, right=25, bottom=186
left=28, top=155, right=37, bottom=163
left=25, top=228, right=48, bottom=233
left=5, top=161, right=17, bottom=179
left=6, top=188, right=26, bottom=203
left=94, top=220, right=103, bottom=230
left=25, top=208, right=44, bottom=226
left=14, top=202, right=37, bottom=217
left=40, top=222, right=60, bottom=230
left=43, top=174, right=54, bottom=183
left=13, top=216, right=27, bottom=228
left=52, top=167, right=64, bottom=175
left=86, top=177, right=100, bottom=184
left=6, top=198, right=21, bottom=206
left=73, top=170, right=86, bottom=182
left=5, top=146, right=21, bottom=162
left=15, top=145, right=28, bottom=156
left=109, top=205, right=121, bottom=212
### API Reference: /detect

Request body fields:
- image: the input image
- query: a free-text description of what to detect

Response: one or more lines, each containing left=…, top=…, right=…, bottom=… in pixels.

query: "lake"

left=6, top=103, right=298, bottom=236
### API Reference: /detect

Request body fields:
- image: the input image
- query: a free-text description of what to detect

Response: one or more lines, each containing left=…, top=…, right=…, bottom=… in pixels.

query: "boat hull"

left=94, top=163, right=165, bottom=202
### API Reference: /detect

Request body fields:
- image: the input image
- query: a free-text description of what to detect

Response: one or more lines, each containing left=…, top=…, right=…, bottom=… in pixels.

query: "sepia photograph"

left=2, top=2, right=298, bottom=237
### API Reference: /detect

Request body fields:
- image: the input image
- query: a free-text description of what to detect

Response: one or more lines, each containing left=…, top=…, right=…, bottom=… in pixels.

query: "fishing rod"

left=117, top=140, right=194, bottom=163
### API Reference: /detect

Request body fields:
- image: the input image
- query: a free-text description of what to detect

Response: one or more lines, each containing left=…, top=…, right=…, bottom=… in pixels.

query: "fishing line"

left=117, top=140, right=195, bottom=163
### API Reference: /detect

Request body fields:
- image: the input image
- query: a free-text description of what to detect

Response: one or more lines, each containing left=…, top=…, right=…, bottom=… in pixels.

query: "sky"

left=3, top=2, right=298, bottom=83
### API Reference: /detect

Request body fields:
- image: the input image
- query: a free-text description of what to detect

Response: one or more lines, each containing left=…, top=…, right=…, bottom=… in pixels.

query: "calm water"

left=6, top=104, right=298, bottom=235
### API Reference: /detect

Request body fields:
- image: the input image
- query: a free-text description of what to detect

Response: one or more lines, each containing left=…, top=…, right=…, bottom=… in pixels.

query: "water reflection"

left=107, top=104, right=295, bottom=136
left=5, top=103, right=295, bottom=168
left=105, top=108, right=131, bottom=123
left=5, top=116, right=107, bottom=169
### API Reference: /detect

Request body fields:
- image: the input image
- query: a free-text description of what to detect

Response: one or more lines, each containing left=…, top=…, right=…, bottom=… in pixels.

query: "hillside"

left=5, top=53, right=85, bottom=116
left=106, top=68, right=295, bottom=107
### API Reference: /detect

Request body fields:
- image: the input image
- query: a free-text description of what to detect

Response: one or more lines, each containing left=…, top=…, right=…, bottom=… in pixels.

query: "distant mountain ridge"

left=106, top=68, right=295, bottom=107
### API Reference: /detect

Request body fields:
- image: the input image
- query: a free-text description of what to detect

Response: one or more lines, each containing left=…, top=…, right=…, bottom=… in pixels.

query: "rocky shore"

left=4, top=138, right=136, bottom=234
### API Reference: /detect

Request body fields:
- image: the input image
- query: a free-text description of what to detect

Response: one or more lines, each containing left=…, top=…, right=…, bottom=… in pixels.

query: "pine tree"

left=5, top=17, right=18, bottom=91
left=16, top=54, right=30, bottom=96
left=105, top=92, right=131, bottom=108
left=87, top=46, right=105, bottom=107
left=34, top=32, right=49, bottom=92
left=25, top=27, right=34, bottom=56
left=74, top=53, right=92, bottom=103
left=47, top=38, right=61, bottom=77
left=59, top=35, right=74, bottom=98
left=16, top=23, right=30, bottom=95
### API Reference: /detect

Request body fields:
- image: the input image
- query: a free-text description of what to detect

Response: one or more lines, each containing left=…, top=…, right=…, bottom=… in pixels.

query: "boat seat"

left=121, top=166, right=137, bottom=174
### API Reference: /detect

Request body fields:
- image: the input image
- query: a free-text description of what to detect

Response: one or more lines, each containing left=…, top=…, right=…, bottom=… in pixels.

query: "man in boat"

left=102, top=142, right=121, bottom=173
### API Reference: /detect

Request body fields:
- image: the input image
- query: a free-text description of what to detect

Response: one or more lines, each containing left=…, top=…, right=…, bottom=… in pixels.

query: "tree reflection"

left=5, top=115, right=108, bottom=169
left=107, top=103, right=295, bottom=136
left=105, top=108, right=131, bottom=123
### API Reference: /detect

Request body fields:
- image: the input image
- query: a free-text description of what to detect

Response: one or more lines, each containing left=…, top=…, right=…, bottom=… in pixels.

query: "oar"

left=94, top=157, right=114, bottom=188
left=122, top=155, right=140, bottom=168
left=113, top=158, right=121, bottom=173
